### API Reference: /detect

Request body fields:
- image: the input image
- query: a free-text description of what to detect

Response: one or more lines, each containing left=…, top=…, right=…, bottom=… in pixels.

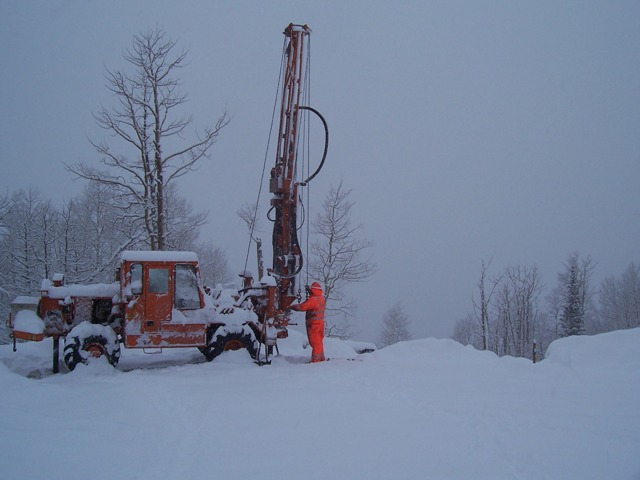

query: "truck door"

left=143, top=265, right=172, bottom=332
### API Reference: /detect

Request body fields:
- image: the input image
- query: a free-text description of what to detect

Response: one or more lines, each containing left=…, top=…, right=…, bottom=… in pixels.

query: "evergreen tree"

left=558, top=254, right=588, bottom=337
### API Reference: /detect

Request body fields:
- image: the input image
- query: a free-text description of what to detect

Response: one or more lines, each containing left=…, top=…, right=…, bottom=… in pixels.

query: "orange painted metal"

left=13, top=330, right=45, bottom=342
left=85, top=344, right=104, bottom=358
left=223, top=339, right=244, bottom=351
left=12, top=253, right=212, bottom=354
left=119, top=255, right=207, bottom=349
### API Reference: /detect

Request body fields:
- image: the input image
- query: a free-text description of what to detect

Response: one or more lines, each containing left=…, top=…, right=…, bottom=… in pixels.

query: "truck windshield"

left=174, top=264, right=201, bottom=309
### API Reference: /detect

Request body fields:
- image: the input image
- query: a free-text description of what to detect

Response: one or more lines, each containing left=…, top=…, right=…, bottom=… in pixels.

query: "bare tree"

left=31, top=196, right=59, bottom=281
left=68, top=27, right=229, bottom=250
left=472, top=259, right=501, bottom=351
left=452, top=313, right=481, bottom=349
left=377, top=302, right=412, bottom=348
left=60, top=181, right=137, bottom=283
left=505, top=265, right=542, bottom=357
left=163, top=183, right=207, bottom=251
left=237, top=203, right=261, bottom=243
left=488, top=265, right=542, bottom=357
left=455, top=262, right=543, bottom=359
left=0, top=192, right=14, bottom=343
left=237, top=202, right=265, bottom=281
left=2, top=188, right=51, bottom=294
left=0, top=192, right=10, bottom=231
left=544, top=283, right=564, bottom=339
left=308, top=181, right=376, bottom=337
left=599, top=262, right=640, bottom=331
left=194, top=240, right=232, bottom=289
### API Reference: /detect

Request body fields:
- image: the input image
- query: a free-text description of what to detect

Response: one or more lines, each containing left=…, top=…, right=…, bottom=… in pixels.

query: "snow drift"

left=1, top=328, right=639, bottom=479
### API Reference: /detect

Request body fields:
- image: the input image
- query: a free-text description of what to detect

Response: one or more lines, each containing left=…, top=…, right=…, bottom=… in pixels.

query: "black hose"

left=299, top=106, right=328, bottom=185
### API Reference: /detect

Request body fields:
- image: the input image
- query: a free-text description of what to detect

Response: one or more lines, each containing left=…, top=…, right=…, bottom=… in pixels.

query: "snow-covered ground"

left=1, top=328, right=639, bottom=479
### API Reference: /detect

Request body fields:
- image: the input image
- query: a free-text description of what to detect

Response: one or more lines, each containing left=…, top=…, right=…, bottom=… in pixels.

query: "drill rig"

left=240, top=23, right=328, bottom=361
left=6, top=24, right=327, bottom=371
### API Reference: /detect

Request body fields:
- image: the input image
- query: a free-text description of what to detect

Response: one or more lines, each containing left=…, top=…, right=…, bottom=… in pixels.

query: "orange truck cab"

left=119, top=251, right=209, bottom=349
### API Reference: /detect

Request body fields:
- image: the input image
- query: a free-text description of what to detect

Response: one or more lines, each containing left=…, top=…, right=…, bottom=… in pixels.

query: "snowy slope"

left=1, top=329, right=639, bottom=480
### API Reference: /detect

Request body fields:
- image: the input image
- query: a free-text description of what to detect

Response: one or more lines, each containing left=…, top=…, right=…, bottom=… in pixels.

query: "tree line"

left=0, top=179, right=377, bottom=345
left=452, top=254, right=640, bottom=360
left=0, top=185, right=231, bottom=343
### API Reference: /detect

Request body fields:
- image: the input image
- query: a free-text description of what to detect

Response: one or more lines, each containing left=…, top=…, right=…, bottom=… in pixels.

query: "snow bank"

left=545, top=327, right=640, bottom=371
left=343, top=339, right=376, bottom=353
left=324, top=336, right=360, bottom=358
left=0, top=330, right=638, bottom=480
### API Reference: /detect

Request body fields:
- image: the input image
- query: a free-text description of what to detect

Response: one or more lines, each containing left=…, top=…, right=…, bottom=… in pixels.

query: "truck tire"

left=63, top=324, right=121, bottom=371
left=201, top=328, right=258, bottom=362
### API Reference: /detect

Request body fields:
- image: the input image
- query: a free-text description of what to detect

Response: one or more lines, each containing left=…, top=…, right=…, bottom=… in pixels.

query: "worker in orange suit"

left=290, top=282, right=326, bottom=362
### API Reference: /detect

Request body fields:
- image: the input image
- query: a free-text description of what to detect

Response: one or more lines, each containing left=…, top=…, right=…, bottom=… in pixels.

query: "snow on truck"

left=7, top=24, right=328, bottom=372
left=7, top=251, right=275, bottom=372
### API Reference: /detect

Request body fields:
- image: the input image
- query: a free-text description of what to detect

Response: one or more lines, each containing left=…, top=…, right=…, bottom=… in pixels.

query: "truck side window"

left=149, top=268, right=169, bottom=294
left=130, top=263, right=143, bottom=295
left=174, top=264, right=201, bottom=309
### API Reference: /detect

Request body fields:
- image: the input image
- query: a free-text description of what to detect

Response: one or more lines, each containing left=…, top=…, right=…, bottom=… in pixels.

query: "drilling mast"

left=269, top=23, right=310, bottom=310
left=243, top=23, right=328, bottom=357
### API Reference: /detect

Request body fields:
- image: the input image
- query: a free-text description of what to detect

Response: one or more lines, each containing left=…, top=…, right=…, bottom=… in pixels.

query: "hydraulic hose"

left=299, top=106, right=328, bottom=185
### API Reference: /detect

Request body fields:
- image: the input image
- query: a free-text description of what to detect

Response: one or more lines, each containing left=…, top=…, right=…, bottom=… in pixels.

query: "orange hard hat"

left=310, top=281, right=323, bottom=293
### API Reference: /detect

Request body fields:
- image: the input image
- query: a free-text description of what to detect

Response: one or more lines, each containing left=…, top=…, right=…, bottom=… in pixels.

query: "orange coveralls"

left=291, top=283, right=326, bottom=362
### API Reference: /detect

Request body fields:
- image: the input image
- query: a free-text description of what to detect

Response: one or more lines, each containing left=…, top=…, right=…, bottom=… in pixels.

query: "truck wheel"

left=201, top=329, right=258, bottom=362
left=63, top=324, right=121, bottom=371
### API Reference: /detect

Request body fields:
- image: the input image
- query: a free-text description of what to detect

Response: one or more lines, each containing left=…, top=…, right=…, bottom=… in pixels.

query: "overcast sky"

left=1, top=1, right=639, bottom=341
